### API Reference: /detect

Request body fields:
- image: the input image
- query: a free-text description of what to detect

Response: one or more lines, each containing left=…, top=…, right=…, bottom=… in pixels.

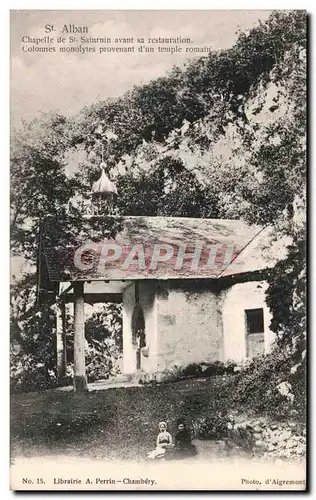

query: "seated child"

left=146, top=421, right=172, bottom=459
left=171, top=419, right=197, bottom=458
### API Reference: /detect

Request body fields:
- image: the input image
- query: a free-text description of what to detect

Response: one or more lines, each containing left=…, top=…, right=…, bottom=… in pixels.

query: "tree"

left=115, top=157, right=219, bottom=218
left=10, top=112, right=75, bottom=261
left=10, top=274, right=57, bottom=392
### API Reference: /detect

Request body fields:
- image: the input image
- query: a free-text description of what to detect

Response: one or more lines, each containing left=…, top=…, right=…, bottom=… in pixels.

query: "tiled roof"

left=41, top=216, right=289, bottom=282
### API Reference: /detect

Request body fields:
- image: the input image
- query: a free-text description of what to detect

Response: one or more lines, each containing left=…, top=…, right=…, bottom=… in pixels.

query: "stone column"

left=73, top=281, right=88, bottom=392
left=56, top=298, right=67, bottom=383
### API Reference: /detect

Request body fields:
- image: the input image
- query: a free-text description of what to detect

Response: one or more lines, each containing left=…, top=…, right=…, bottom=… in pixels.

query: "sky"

left=10, top=10, right=272, bottom=126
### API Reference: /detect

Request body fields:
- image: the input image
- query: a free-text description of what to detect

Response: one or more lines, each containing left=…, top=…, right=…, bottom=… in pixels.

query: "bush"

left=85, top=338, right=122, bottom=382
left=153, top=360, right=237, bottom=384
left=193, top=412, right=232, bottom=440
left=231, top=347, right=306, bottom=421
left=10, top=346, right=57, bottom=393
left=10, top=279, right=58, bottom=393
left=84, top=303, right=123, bottom=382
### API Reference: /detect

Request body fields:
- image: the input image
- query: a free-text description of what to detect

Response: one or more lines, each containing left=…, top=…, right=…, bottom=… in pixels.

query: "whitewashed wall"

left=122, top=279, right=276, bottom=376
left=156, top=283, right=223, bottom=372
left=221, top=280, right=275, bottom=362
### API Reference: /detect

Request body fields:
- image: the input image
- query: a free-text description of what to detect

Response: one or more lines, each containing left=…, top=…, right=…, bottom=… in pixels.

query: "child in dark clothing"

left=168, top=419, right=197, bottom=459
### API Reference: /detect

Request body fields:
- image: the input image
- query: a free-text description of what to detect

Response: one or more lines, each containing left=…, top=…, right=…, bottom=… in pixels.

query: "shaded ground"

left=11, top=376, right=244, bottom=462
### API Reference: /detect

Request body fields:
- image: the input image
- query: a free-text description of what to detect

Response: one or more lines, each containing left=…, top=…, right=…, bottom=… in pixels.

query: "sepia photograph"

left=10, top=9, right=307, bottom=491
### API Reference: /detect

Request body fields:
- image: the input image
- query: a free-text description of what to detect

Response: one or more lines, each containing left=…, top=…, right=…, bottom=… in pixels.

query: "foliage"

left=10, top=276, right=56, bottom=369
left=266, top=235, right=306, bottom=349
left=10, top=275, right=57, bottom=392
left=192, top=411, right=233, bottom=440
left=84, top=303, right=123, bottom=382
left=181, top=361, right=236, bottom=378
left=231, top=347, right=306, bottom=422
left=10, top=274, right=123, bottom=392
left=150, top=360, right=237, bottom=384
left=152, top=348, right=305, bottom=423
left=10, top=113, right=75, bottom=261
left=116, top=157, right=219, bottom=218
left=10, top=348, right=57, bottom=393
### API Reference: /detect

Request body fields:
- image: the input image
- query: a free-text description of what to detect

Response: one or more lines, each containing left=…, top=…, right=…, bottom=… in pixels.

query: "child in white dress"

left=147, top=421, right=172, bottom=459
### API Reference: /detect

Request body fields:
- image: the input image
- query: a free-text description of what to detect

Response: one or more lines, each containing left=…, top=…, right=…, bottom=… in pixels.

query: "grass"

left=11, top=376, right=236, bottom=462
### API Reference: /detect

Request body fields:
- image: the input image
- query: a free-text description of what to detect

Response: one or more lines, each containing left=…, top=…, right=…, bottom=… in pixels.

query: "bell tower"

left=91, top=132, right=118, bottom=215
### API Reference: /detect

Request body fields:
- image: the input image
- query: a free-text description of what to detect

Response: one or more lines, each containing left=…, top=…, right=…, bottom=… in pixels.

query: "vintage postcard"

left=10, top=9, right=307, bottom=491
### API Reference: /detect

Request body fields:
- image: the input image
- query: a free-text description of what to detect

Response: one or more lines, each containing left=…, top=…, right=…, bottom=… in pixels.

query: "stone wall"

left=155, top=281, right=223, bottom=374
left=220, top=281, right=275, bottom=362
left=227, top=418, right=306, bottom=460
left=122, top=278, right=276, bottom=379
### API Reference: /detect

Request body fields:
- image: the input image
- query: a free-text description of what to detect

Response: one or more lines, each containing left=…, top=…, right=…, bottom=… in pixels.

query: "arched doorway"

left=131, top=303, right=146, bottom=370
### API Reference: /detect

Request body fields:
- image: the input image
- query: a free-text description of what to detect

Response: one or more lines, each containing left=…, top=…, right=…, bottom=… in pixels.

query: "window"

left=245, top=308, right=264, bottom=334
left=245, top=308, right=264, bottom=357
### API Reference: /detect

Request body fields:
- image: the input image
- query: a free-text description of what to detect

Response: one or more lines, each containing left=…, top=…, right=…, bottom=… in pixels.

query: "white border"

left=2, top=2, right=314, bottom=499
left=3, top=1, right=315, bottom=9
